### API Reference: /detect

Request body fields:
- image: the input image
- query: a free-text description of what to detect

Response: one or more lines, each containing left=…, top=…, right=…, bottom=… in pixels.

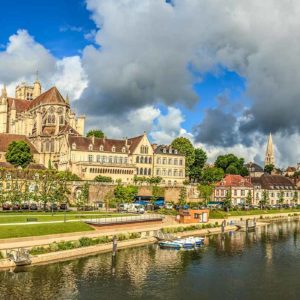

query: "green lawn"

left=210, top=209, right=300, bottom=219
left=0, top=222, right=94, bottom=239
left=0, top=212, right=130, bottom=224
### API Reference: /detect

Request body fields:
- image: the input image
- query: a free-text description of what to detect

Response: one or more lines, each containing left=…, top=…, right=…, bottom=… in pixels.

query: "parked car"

left=2, top=203, right=11, bottom=211
left=164, top=202, right=174, bottom=210
left=29, top=203, right=38, bottom=210
left=21, top=203, right=29, bottom=210
left=12, top=203, right=21, bottom=210
left=59, top=203, right=68, bottom=211
left=50, top=203, right=58, bottom=211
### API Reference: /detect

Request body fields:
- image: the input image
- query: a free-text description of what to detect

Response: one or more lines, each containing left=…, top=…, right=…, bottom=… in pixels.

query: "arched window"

left=88, top=144, right=93, bottom=151
left=168, top=169, right=172, bottom=176
left=168, top=158, right=172, bottom=165
left=112, top=146, right=116, bottom=152
left=140, top=168, right=144, bottom=175
left=140, top=146, right=144, bottom=154
left=144, top=157, right=148, bottom=164
left=149, top=157, right=152, bottom=164
left=148, top=168, right=151, bottom=176
left=144, top=168, right=148, bottom=175
left=59, top=115, right=64, bottom=125
left=122, top=147, right=126, bottom=153
left=140, top=156, right=144, bottom=163
left=99, top=145, right=104, bottom=151
left=145, top=146, right=149, bottom=154
left=136, top=156, right=139, bottom=163
left=156, top=169, right=161, bottom=176
left=45, top=141, right=50, bottom=152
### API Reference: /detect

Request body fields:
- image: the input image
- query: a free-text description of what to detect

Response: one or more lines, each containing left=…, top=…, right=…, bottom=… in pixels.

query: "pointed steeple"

left=65, top=94, right=70, bottom=104
left=1, top=84, right=7, bottom=98
left=265, top=133, right=275, bottom=166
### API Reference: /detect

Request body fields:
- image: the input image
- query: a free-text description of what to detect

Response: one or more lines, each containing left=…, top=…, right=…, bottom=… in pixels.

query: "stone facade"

left=0, top=81, right=186, bottom=184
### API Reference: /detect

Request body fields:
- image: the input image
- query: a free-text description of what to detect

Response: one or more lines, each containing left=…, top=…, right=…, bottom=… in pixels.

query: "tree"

left=147, top=176, right=162, bottom=185
left=260, top=190, right=269, bottom=208
left=189, top=148, right=207, bottom=182
left=151, top=185, right=164, bottom=205
left=201, top=167, right=224, bottom=184
left=178, top=186, right=187, bottom=206
left=76, top=182, right=89, bottom=209
left=5, top=141, right=33, bottom=168
left=86, top=129, right=104, bottom=138
left=246, top=191, right=252, bottom=205
left=264, top=164, right=274, bottom=174
left=114, top=184, right=138, bottom=203
left=94, top=175, right=113, bottom=183
left=57, top=171, right=80, bottom=181
left=278, top=191, right=284, bottom=206
left=197, top=184, right=214, bottom=206
left=292, top=191, right=298, bottom=206
left=171, top=137, right=195, bottom=175
left=223, top=190, right=232, bottom=210
left=215, top=154, right=249, bottom=176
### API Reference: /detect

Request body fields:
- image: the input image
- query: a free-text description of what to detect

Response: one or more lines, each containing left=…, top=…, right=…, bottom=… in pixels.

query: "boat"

left=185, top=237, right=205, bottom=247
left=158, top=241, right=182, bottom=249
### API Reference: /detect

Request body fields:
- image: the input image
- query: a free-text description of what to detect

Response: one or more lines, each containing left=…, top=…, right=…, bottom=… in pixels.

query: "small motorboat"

left=185, top=237, right=205, bottom=247
left=158, top=241, right=182, bottom=249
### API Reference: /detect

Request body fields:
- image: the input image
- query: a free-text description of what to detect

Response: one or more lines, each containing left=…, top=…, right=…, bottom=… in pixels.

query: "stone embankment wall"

left=69, top=182, right=201, bottom=204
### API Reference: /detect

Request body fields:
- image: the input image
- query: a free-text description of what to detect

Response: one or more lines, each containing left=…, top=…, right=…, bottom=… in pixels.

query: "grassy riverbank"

left=0, top=222, right=93, bottom=239
left=0, top=212, right=131, bottom=224
left=209, top=209, right=300, bottom=219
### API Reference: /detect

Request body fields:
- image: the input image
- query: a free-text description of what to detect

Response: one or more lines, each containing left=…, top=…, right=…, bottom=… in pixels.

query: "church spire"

left=265, top=133, right=275, bottom=166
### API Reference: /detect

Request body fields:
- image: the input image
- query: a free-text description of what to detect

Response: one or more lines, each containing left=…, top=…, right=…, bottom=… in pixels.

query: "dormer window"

left=99, top=145, right=104, bottom=151
left=174, top=150, right=178, bottom=154
left=112, top=146, right=116, bottom=152
left=169, top=148, right=172, bottom=154
left=122, top=147, right=126, bottom=153
left=89, top=144, right=93, bottom=151
left=72, top=143, right=76, bottom=150
left=163, top=149, right=166, bottom=153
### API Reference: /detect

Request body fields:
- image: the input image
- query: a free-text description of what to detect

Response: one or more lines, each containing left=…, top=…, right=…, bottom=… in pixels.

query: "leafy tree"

left=215, top=154, right=249, bottom=176
left=5, top=141, right=33, bottom=168
left=86, top=129, right=104, bottom=138
left=151, top=185, right=164, bottom=205
left=189, top=148, right=207, bottom=182
left=201, top=167, right=224, bottom=184
left=197, top=184, right=214, bottom=206
left=171, top=137, right=195, bottom=174
left=114, top=184, right=138, bottom=203
left=223, top=190, right=232, bottom=210
left=178, top=186, right=187, bottom=206
left=76, top=182, right=89, bottom=209
left=278, top=191, right=284, bottom=205
left=260, top=190, right=269, bottom=208
left=57, top=171, right=81, bottom=181
left=94, top=175, right=113, bottom=183
left=292, top=191, right=298, bottom=206
left=246, top=191, right=252, bottom=205
left=147, top=176, right=162, bottom=185
left=133, top=176, right=147, bottom=185
left=264, top=164, right=274, bottom=174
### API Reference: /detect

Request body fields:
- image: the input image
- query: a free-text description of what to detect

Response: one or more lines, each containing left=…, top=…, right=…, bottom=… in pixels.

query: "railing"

left=85, top=214, right=164, bottom=225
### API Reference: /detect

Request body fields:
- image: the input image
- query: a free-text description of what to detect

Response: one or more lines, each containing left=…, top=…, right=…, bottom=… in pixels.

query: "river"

left=1, top=220, right=300, bottom=300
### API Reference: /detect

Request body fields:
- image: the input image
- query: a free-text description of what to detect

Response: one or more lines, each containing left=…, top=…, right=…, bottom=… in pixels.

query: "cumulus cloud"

left=0, top=30, right=87, bottom=101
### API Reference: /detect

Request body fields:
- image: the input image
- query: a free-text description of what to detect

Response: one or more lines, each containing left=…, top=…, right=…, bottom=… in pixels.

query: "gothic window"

left=145, top=146, right=149, bottom=154
left=148, top=168, right=151, bottom=176
left=140, top=156, right=144, bottom=163
left=59, top=115, right=64, bottom=125
left=136, top=156, right=139, bottom=163
left=144, top=168, right=148, bottom=175
left=144, top=157, right=148, bottom=164
left=149, top=157, right=152, bottom=164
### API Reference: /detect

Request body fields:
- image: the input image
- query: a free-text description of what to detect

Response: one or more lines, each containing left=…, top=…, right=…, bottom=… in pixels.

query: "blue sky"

left=0, top=0, right=245, bottom=133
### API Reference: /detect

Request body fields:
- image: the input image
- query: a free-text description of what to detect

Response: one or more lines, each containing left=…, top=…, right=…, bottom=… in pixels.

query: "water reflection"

left=1, top=220, right=300, bottom=299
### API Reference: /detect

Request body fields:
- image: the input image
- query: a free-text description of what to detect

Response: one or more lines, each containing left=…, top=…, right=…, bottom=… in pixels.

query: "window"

left=124, top=157, right=128, bottom=164
left=149, top=157, right=152, bottom=164
left=109, top=156, right=113, bottom=163
left=174, top=169, right=178, bottom=176
left=122, top=147, right=126, bottom=153
left=89, top=144, right=93, bottom=151
left=163, top=158, right=167, bottom=164
left=136, top=156, right=140, bottom=163
left=168, top=158, right=172, bottom=165
left=72, top=143, right=76, bottom=150
left=114, top=156, right=118, bottom=163
left=144, top=157, right=148, bottom=164
left=112, top=146, right=116, bottom=152
left=168, top=169, right=172, bottom=176
left=234, top=190, right=237, bottom=196
left=156, top=169, right=161, bottom=176
left=174, top=159, right=178, bottom=165
left=163, top=149, right=166, bottom=153
left=241, top=190, right=245, bottom=196
left=97, top=155, right=101, bottom=162
left=179, top=170, right=183, bottom=177
left=174, top=150, right=178, bottom=154
left=88, top=155, right=93, bottom=162
left=59, top=115, right=64, bottom=125
left=145, top=146, right=149, bottom=154
left=157, top=158, right=161, bottom=164
left=140, top=157, right=144, bottom=163
left=99, top=145, right=104, bottom=151
left=144, top=168, right=148, bottom=175
left=179, top=159, right=183, bottom=165
left=148, top=168, right=151, bottom=176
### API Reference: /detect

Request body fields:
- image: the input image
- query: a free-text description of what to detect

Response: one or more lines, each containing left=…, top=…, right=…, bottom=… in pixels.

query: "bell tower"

left=265, top=133, right=275, bottom=166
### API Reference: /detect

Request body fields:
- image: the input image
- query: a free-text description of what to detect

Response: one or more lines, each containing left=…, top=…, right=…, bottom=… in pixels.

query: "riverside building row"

left=0, top=80, right=185, bottom=184
left=214, top=174, right=299, bottom=206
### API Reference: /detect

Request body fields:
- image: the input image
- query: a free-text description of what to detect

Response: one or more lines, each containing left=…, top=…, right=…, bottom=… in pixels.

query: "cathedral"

left=265, top=133, right=275, bottom=166
left=0, top=80, right=186, bottom=184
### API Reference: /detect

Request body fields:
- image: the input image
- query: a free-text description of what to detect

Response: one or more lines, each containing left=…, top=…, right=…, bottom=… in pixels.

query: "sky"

left=0, top=0, right=300, bottom=168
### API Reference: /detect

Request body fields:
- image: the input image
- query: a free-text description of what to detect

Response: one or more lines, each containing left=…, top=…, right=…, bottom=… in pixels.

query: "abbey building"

left=0, top=80, right=185, bottom=185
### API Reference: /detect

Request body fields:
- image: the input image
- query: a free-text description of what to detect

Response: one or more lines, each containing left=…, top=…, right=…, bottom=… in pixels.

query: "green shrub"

left=129, top=232, right=141, bottom=239
left=79, top=237, right=93, bottom=247
left=30, top=246, right=48, bottom=255
left=49, top=242, right=59, bottom=252
left=0, top=251, right=4, bottom=259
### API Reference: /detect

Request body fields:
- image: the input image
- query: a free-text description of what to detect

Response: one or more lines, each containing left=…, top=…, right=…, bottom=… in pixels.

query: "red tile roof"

left=0, top=133, right=38, bottom=154
left=216, top=174, right=252, bottom=187
left=127, top=135, right=144, bottom=153
left=28, top=87, right=67, bottom=110
left=7, top=98, right=31, bottom=113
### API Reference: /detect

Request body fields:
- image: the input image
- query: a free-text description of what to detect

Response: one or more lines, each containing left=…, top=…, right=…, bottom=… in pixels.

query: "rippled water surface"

left=1, top=220, right=300, bottom=300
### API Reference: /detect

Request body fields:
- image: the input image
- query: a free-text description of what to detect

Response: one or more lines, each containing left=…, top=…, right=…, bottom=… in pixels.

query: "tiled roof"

left=26, top=163, right=47, bottom=170
left=0, top=162, right=14, bottom=169
left=0, top=133, right=38, bottom=153
left=245, top=162, right=264, bottom=172
left=216, top=174, right=252, bottom=187
left=127, top=135, right=144, bottom=152
left=28, top=87, right=67, bottom=110
left=286, top=166, right=296, bottom=172
left=251, top=174, right=295, bottom=189
left=154, top=145, right=183, bottom=156
left=7, top=98, right=31, bottom=113
left=68, top=136, right=128, bottom=153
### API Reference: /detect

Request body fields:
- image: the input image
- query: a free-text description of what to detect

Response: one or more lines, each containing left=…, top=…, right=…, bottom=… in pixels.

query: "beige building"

left=152, top=145, right=185, bottom=185
left=0, top=80, right=186, bottom=184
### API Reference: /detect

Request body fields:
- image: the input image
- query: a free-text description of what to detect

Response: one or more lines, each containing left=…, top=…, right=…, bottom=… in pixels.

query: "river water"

left=1, top=220, right=300, bottom=300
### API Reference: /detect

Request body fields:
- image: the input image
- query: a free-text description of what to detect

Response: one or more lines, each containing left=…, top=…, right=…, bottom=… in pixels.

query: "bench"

left=26, top=218, right=38, bottom=222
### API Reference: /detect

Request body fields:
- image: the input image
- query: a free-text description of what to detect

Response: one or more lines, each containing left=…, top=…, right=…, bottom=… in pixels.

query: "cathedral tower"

left=265, top=133, right=275, bottom=166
